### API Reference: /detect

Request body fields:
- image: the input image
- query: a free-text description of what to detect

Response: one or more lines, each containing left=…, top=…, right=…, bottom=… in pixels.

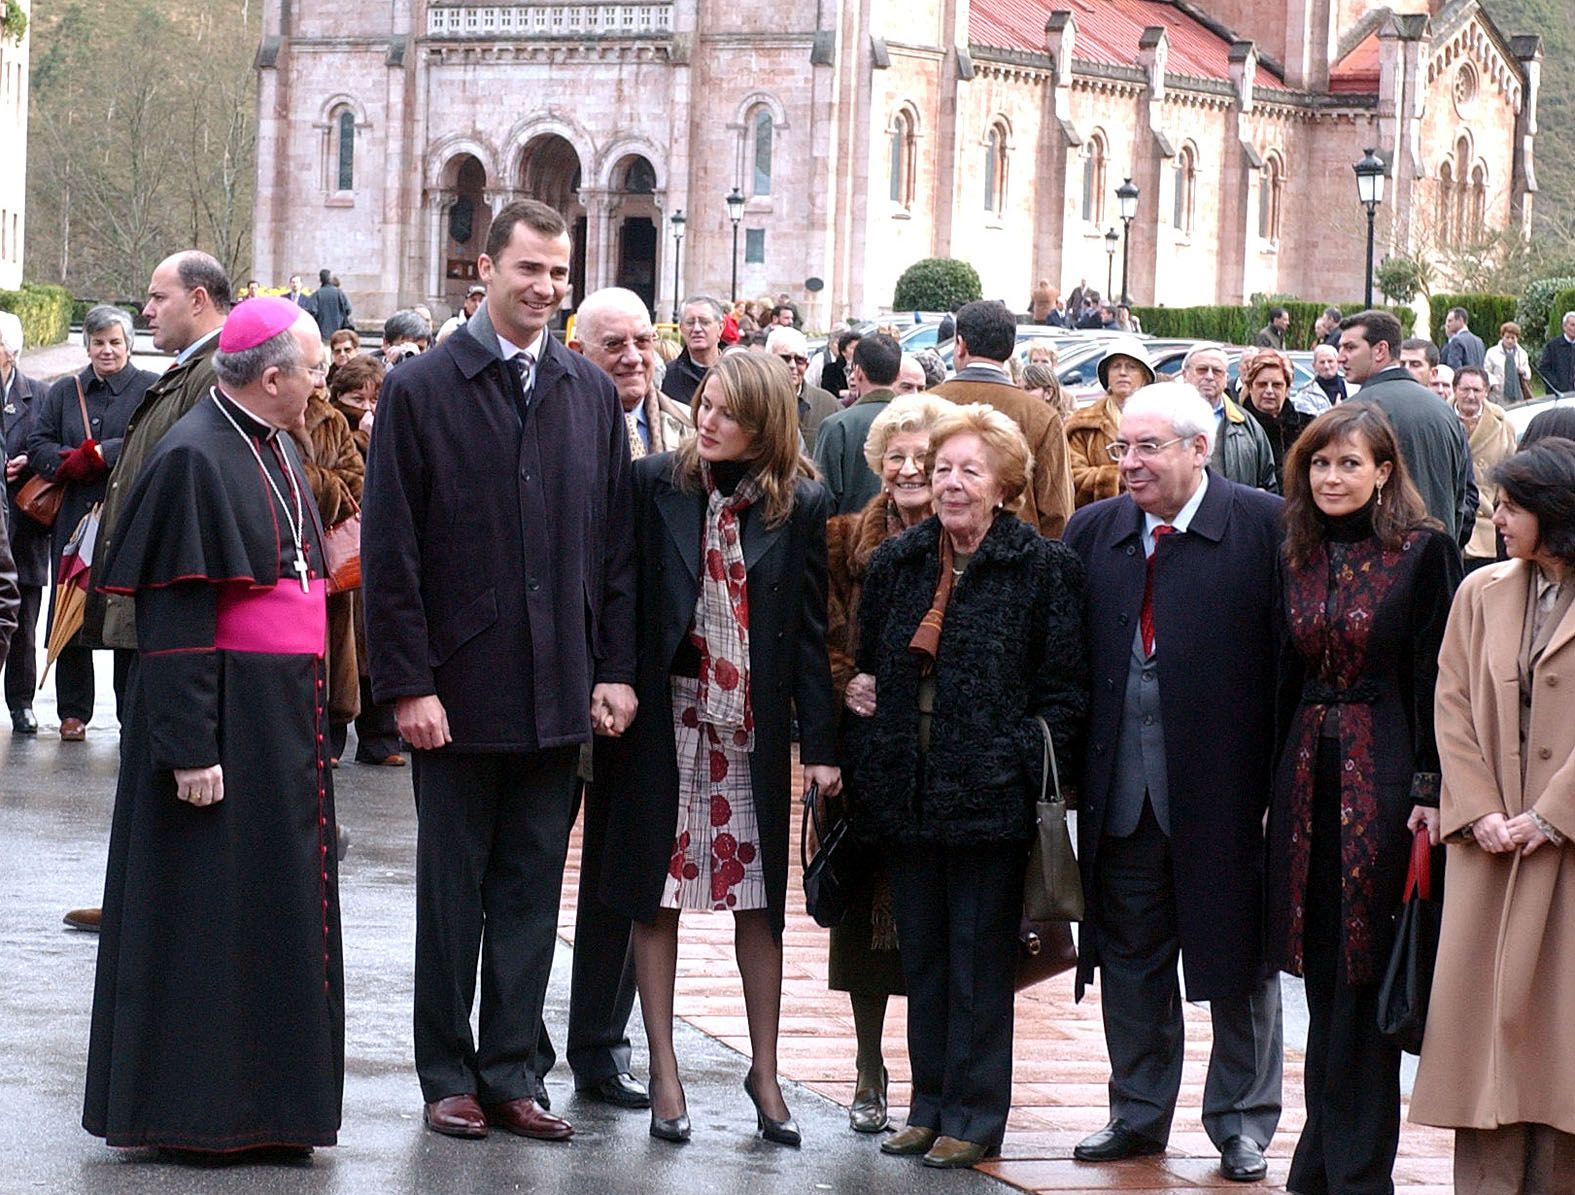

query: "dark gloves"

left=55, top=440, right=106, bottom=484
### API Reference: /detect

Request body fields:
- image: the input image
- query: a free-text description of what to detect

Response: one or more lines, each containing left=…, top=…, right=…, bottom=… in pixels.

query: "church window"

left=1082, top=132, right=1107, bottom=225
left=333, top=107, right=355, bottom=192
left=1258, top=153, right=1283, bottom=243
left=1470, top=164, right=1487, bottom=239
left=1172, top=144, right=1196, bottom=235
left=984, top=121, right=1009, bottom=215
left=1438, top=161, right=1455, bottom=241
left=745, top=228, right=765, bottom=264
left=751, top=108, right=773, bottom=197
left=890, top=109, right=916, bottom=207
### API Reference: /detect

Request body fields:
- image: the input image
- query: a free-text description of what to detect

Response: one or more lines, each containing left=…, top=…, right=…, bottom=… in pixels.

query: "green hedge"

left=892, top=258, right=982, bottom=313
left=1130, top=301, right=1414, bottom=349
left=1547, top=288, right=1575, bottom=345
left=1516, top=277, right=1575, bottom=353
left=1430, top=294, right=1518, bottom=344
left=0, top=283, right=74, bottom=348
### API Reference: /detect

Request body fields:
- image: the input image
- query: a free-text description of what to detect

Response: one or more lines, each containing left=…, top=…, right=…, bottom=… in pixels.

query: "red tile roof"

left=1329, top=31, right=1381, bottom=93
left=970, top=0, right=1291, bottom=93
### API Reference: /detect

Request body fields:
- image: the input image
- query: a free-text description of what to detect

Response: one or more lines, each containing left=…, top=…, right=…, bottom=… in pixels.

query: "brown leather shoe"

left=922, top=1136, right=1000, bottom=1168
left=881, top=1124, right=937, bottom=1155
left=63, top=907, right=102, bottom=932
left=60, top=718, right=87, bottom=742
left=484, top=1097, right=573, bottom=1141
left=423, top=1094, right=488, bottom=1139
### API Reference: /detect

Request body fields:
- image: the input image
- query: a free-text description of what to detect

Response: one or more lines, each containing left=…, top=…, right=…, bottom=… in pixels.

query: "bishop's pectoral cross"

left=293, top=552, right=311, bottom=593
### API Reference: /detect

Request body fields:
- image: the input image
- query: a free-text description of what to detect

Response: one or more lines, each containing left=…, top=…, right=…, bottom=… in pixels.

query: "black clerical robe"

left=83, top=390, right=344, bottom=1151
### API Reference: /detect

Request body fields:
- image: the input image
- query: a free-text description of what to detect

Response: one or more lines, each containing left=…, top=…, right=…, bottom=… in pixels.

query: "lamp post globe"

left=1353, top=148, right=1385, bottom=307
left=1104, top=227, right=1120, bottom=300
left=725, top=187, right=746, bottom=304
left=669, top=209, right=686, bottom=324
left=1115, top=178, right=1140, bottom=305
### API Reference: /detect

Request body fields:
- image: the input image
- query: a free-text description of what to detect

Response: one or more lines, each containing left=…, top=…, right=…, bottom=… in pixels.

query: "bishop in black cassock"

left=83, top=299, right=344, bottom=1153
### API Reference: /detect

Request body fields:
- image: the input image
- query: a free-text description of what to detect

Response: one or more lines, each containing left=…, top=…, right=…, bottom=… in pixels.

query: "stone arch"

left=595, top=137, right=668, bottom=192
left=732, top=90, right=789, bottom=131
left=425, top=135, right=498, bottom=191
left=500, top=114, right=595, bottom=197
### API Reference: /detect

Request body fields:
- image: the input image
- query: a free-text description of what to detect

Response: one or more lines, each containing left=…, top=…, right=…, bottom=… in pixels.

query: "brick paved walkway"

left=558, top=765, right=1454, bottom=1193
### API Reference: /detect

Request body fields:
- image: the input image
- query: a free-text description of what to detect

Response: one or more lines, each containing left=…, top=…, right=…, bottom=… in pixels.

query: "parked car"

left=1504, top=393, right=1575, bottom=441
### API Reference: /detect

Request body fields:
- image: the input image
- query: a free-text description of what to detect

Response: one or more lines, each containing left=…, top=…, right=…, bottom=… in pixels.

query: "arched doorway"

left=442, top=154, right=489, bottom=307
left=519, top=134, right=587, bottom=308
left=611, top=154, right=660, bottom=316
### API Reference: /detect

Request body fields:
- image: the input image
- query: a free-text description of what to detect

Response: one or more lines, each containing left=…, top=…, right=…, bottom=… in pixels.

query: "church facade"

left=252, top=0, right=1541, bottom=327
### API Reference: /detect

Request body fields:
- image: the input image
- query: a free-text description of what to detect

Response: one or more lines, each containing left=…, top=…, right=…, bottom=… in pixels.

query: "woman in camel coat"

left=1410, top=437, right=1575, bottom=1193
left=291, top=389, right=364, bottom=744
left=1064, top=338, right=1153, bottom=507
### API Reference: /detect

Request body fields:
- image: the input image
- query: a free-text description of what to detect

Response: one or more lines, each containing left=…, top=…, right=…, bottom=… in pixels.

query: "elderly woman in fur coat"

left=844, top=403, right=1087, bottom=1169
left=824, top=394, right=947, bottom=1135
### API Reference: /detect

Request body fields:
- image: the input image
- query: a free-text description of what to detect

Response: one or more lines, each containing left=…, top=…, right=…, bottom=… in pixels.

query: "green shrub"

left=1516, top=277, right=1575, bottom=353
left=1546, top=288, right=1575, bottom=346
left=0, top=283, right=74, bottom=348
left=1131, top=301, right=1414, bottom=349
left=1429, top=293, right=1518, bottom=345
left=892, top=258, right=982, bottom=313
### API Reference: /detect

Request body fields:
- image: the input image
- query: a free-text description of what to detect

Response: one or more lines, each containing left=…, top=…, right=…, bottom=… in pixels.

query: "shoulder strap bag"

left=17, top=376, right=92, bottom=528
left=1018, top=715, right=1081, bottom=991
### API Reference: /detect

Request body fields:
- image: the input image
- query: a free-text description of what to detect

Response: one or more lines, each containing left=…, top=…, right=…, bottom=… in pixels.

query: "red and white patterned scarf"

left=692, top=460, right=762, bottom=750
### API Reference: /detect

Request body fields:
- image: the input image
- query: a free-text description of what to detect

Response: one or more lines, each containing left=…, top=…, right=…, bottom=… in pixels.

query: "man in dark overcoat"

left=1063, top=382, right=1284, bottom=1184
left=363, top=200, right=637, bottom=1143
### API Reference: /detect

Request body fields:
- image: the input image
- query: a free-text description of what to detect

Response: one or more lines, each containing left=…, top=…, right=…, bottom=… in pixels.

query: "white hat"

left=0, top=311, right=22, bottom=356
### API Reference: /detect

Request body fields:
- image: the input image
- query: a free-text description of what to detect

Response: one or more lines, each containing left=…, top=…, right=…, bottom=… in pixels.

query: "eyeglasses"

left=776, top=353, right=810, bottom=368
left=1106, top=437, right=1184, bottom=462
left=303, top=363, right=329, bottom=380
left=599, top=334, right=656, bottom=355
left=882, top=450, right=927, bottom=469
left=680, top=317, right=717, bottom=330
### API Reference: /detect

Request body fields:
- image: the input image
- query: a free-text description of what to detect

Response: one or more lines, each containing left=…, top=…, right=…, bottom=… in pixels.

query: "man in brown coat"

left=928, top=300, right=1074, bottom=539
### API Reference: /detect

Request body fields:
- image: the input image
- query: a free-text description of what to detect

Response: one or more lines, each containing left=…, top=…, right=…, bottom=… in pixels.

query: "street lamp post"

left=1353, top=148, right=1386, bottom=309
left=669, top=209, right=685, bottom=323
left=725, top=187, right=746, bottom=304
left=1115, top=177, right=1140, bottom=306
left=1104, top=227, right=1120, bottom=301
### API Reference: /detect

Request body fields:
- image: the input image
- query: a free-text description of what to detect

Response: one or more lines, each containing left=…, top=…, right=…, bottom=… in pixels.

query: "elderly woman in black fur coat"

left=844, top=403, right=1088, bottom=1169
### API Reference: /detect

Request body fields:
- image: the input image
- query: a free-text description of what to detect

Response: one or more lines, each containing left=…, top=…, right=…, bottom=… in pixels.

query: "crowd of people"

left=0, top=206, right=1572, bottom=1193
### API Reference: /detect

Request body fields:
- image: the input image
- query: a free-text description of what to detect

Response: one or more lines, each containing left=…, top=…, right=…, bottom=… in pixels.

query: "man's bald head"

left=574, top=287, right=652, bottom=345
left=572, top=287, right=658, bottom=412
left=144, top=249, right=232, bottom=353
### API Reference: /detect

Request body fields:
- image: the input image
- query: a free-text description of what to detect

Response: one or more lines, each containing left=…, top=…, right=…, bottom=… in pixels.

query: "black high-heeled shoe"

left=743, top=1072, right=801, bottom=1147
left=649, top=1110, right=691, bottom=1143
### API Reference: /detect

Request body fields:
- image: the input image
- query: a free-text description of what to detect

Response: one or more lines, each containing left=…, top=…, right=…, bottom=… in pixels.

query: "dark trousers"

left=887, top=839, right=1026, bottom=1148
left=533, top=773, right=639, bottom=1087
left=353, top=675, right=402, bottom=761
left=5, top=584, right=41, bottom=710
left=1288, top=741, right=1401, bottom=1195
left=411, top=745, right=580, bottom=1105
left=1097, top=801, right=1283, bottom=1148
left=55, top=644, right=132, bottom=724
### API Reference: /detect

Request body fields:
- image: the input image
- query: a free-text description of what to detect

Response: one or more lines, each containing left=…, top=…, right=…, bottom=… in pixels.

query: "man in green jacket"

left=812, top=332, right=903, bottom=515
left=64, top=249, right=230, bottom=935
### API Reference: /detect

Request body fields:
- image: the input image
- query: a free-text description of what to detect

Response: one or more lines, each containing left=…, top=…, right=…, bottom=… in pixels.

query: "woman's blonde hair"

left=673, top=352, right=816, bottom=527
left=928, top=402, right=1034, bottom=513
left=863, top=394, right=948, bottom=475
left=1024, top=338, right=1059, bottom=368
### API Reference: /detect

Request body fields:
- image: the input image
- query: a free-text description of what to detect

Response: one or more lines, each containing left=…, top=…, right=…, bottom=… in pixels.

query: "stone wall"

left=0, top=0, right=29, bottom=293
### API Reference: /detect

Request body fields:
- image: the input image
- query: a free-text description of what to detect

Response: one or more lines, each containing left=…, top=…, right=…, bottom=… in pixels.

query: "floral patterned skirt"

left=661, top=676, right=766, bottom=912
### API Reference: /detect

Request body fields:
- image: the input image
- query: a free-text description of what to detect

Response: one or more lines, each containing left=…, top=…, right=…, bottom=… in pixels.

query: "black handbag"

left=801, top=782, right=869, bottom=929
left=1377, top=826, right=1443, bottom=1054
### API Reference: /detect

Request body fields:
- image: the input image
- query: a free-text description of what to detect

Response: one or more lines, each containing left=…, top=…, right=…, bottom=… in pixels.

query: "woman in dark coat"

left=1267, top=402, right=1460, bottom=1195
left=846, top=403, right=1087, bottom=1169
left=27, top=305, right=155, bottom=737
left=1240, top=350, right=1315, bottom=481
left=600, top=352, right=840, bottom=1147
left=824, top=394, right=946, bottom=1133
left=0, top=315, right=52, bottom=732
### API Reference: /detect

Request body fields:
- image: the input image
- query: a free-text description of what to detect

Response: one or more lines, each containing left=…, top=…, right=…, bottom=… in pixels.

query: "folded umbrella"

left=41, top=505, right=101, bottom=684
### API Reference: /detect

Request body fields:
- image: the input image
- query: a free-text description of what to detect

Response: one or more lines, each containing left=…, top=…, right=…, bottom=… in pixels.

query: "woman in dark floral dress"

left=1267, top=402, right=1461, bottom=1195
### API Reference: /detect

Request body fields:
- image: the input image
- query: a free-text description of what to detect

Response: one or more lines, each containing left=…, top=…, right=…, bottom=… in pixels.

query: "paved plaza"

left=0, top=655, right=1454, bottom=1194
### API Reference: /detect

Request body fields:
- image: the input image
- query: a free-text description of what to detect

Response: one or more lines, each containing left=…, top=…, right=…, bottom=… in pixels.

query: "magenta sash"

left=214, top=580, right=327, bottom=657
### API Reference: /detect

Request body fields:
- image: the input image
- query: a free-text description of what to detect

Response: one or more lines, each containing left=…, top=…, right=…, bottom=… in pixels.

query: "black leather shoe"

left=579, top=1072, right=650, bottom=1109
left=1219, top=1135, right=1268, bottom=1182
left=1073, top=1119, right=1166, bottom=1162
left=848, top=1067, right=889, bottom=1133
left=743, top=1072, right=800, bottom=1147
left=649, top=1110, right=691, bottom=1142
left=11, top=708, right=36, bottom=734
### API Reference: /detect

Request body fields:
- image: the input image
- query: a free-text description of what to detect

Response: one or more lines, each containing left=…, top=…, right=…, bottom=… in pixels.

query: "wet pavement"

left=0, top=658, right=1009, bottom=1195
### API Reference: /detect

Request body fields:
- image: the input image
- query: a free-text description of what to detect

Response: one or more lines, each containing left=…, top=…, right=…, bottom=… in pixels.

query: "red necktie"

left=1141, top=525, right=1175, bottom=657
